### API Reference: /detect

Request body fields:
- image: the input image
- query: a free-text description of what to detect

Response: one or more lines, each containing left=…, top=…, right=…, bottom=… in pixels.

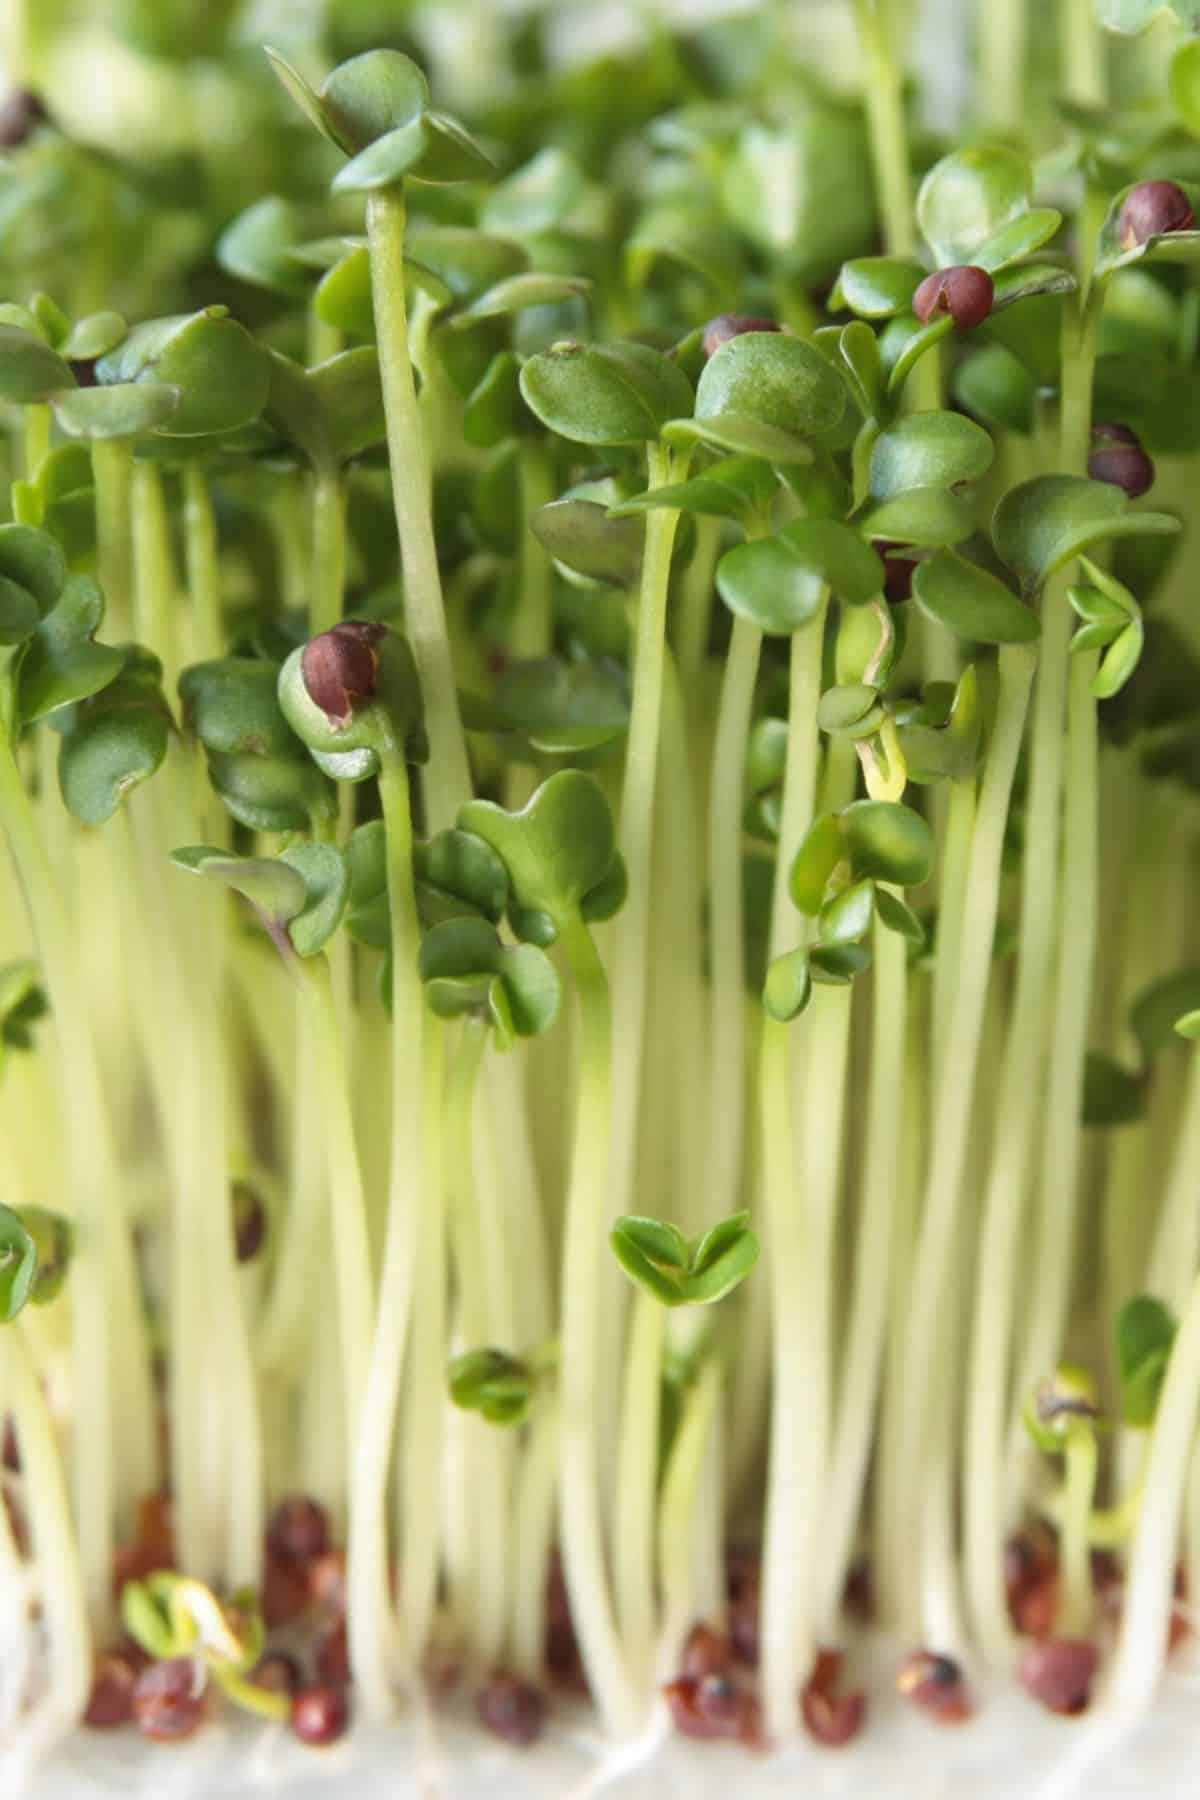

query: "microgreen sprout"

left=3, top=0, right=1200, bottom=1780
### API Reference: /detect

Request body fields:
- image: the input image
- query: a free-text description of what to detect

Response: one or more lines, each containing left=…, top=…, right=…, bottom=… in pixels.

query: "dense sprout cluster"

left=1, top=0, right=1200, bottom=1781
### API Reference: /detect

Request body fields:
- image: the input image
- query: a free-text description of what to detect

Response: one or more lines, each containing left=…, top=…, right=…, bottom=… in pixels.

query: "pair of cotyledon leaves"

left=0, top=1202, right=72, bottom=1322
left=0, top=523, right=170, bottom=825
left=764, top=801, right=935, bottom=1022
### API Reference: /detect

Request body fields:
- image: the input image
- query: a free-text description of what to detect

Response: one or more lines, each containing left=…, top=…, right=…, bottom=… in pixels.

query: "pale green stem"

left=258, top=1012, right=326, bottom=1373
left=657, top=1357, right=722, bottom=1673
left=183, top=462, right=224, bottom=662
left=886, top=643, right=1036, bottom=1638
left=1061, top=0, right=1106, bottom=104
left=658, top=649, right=708, bottom=1237
left=1058, top=1426, right=1101, bottom=1638
left=852, top=0, right=915, bottom=257
left=310, top=465, right=346, bottom=637
left=0, top=735, right=158, bottom=1636
left=557, top=912, right=641, bottom=1737
left=608, top=442, right=690, bottom=1222
left=130, top=461, right=178, bottom=692
left=397, top=1020, right=447, bottom=1668
left=91, top=437, right=134, bottom=640
left=768, top=597, right=830, bottom=955
left=445, top=1020, right=509, bottom=1665
left=759, top=594, right=833, bottom=1742
left=1015, top=650, right=1100, bottom=1407
left=675, top=514, right=721, bottom=707
left=1145, top=1051, right=1200, bottom=1311
left=976, top=0, right=1026, bottom=130
left=929, top=778, right=975, bottom=1086
left=347, top=744, right=425, bottom=1715
left=613, top=1289, right=665, bottom=1687
left=509, top=1399, right=561, bottom=1682
left=964, top=294, right=1098, bottom=1660
left=874, top=986, right=929, bottom=1624
left=1108, top=1268, right=1200, bottom=1716
left=366, top=188, right=471, bottom=828
left=817, top=893, right=908, bottom=1632
left=300, top=956, right=373, bottom=1440
left=1008, top=290, right=1099, bottom=1398
left=7, top=1322, right=91, bottom=1738
left=706, top=616, right=762, bottom=1227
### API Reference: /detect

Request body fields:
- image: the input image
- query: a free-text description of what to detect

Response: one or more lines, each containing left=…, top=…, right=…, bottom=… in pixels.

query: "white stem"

left=1107, top=1262, right=1200, bottom=1715
left=817, top=895, right=907, bottom=1631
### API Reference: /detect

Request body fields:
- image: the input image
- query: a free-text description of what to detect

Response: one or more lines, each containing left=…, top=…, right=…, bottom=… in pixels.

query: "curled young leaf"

left=0, top=1204, right=38, bottom=1323
left=449, top=1347, right=534, bottom=1425
left=1114, top=1296, right=1177, bottom=1427
left=764, top=946, right=813, bottom=1022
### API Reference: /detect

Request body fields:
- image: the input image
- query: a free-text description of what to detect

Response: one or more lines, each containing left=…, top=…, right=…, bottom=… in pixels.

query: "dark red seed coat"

left=132, top=1658, right=207, bottom=1742
left=476, top=1673, right=547, bottom=1746
left=1019, top=1638, right=1098, bottom=1714
left=912, top=265, right=994, bottom=331
left=1118, top=180, right=1195, bottom=250
left=291, top=1683, right=350, bottom=1746
left=84, top=1651, right=142, bottom=1728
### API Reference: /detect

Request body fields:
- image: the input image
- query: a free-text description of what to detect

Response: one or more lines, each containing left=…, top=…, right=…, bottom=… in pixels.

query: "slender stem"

left=1057, top=1426, right=1100, bottom=1638
left=976, top=0, right=1026, bottom=130
left=706, top=616, right=762, bottom=1226
left=1015, top=650, right=1099, bottom=1404
left=300, top=956, right=374, bottom=1442
left=1108, top=1265, right=1200, bottom=1715
left=1145, top=1051, right=1200, bottom=1311
left=886, top=643, right=1036, bottom=1637
left=1010, top=289, right=1100, bottom=1419
left=929, top=778, right=975, bottom=1086
left=769, top=597, right=830, bottom=956
left=608, top=443, right=690, bottom=1222
left=1061, top=0, right=1106, bottom=105
left=258, top=1010, right=325, bottom=1373
left=347, top=744, right=425, bottom=1715
left=130, top=461, right=178, bottom=692
left=183, top=462, right=223, bottom=662
left=396, top=1020, right=446, bottom=1668
left=613, top=1289, right=665, bottom=1687
left=0, top=735, right=152, bottom=1635
left=310, top=465, right=346, bottom=637
left=7, top=1322, right=91, bottom=1736
left=963, top=292, right=1098, bottom=1659
left=656, top=1357, right=722, bottom=1673
left=557, top=912, right=641, bottom=1737
left=91, top=437, right=134, bottom=641
left=817, top=892, right=908, bottom=1630
left=366, top=187, right=471, bottom=828
left=445, top=1020, right=509, bottom=1664
left=675, top=514, right=721, bottom=706
left=852, top=0, right=915, bottom=257
left=759, top=594, right=833, bottom=1741
left=509, top=1399, right=560, bottom=1681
